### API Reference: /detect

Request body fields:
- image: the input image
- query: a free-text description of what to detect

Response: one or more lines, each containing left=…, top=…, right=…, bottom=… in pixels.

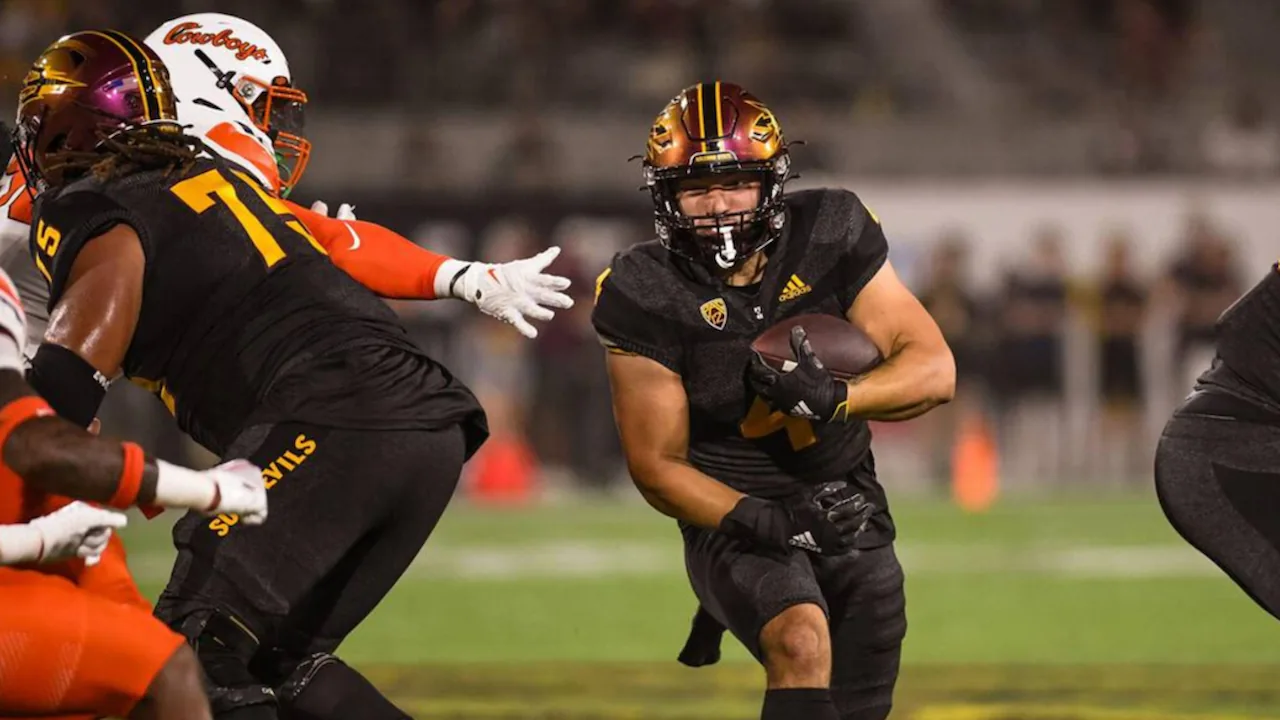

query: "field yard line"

left=124, top=541, right=1222, bottom=582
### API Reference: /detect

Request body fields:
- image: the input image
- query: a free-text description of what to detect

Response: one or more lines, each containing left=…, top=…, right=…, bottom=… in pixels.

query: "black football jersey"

left=1197, top=264, right=1280, bottom=413
left=30, top=159, right=487, bottom=456
left=593, top=188, right=893, bottom=546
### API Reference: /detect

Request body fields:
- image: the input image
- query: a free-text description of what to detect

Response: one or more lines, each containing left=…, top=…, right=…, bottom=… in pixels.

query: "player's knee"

left=760, top=603, right=831, bottom=685
left=137, top=644, right=212, bottom=720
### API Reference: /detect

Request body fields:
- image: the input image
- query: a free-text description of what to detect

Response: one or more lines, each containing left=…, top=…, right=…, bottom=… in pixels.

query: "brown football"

left=750, top=314, right=882, bottom=380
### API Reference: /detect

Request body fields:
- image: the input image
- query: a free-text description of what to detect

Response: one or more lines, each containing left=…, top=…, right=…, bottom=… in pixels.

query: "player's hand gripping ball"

left=749, top=325, right=848, bottom=422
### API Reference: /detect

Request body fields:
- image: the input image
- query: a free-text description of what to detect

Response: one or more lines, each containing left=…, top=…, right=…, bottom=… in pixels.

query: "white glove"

left=155, top=458, right=268, bottom=525
left=202, top=459, right=269, bottom=525
left=437, top=247, right=575, bottom=338
left=10, top=502, right=128, bottom=565
left=310, top=200, right=357, bottom=221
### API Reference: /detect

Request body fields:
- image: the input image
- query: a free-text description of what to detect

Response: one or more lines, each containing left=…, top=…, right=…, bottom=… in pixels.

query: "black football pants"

left=1156, top=389, right=1280, bottom=620
left=154, top=421, right=464, bottom=678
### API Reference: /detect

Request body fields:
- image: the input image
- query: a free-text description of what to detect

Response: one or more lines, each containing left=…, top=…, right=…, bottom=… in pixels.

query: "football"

left=750, top=313, right=882, bottom=380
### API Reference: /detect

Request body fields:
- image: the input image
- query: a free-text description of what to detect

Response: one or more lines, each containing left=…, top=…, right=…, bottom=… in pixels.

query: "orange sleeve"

left=284, top=199, right=451, bottom=300
left=0, top=159, right=32, bottom=223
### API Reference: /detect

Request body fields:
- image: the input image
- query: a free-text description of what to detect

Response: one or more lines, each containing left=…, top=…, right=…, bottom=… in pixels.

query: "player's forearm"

left=844, top=340, right=955, bottom=421
left=287, top=200, right=449, bottom=300
left=629, top=457, right=744, bottom=529
left=329, top=218, right=449, bottom=299
left=3, top=416, right=159, bottom=505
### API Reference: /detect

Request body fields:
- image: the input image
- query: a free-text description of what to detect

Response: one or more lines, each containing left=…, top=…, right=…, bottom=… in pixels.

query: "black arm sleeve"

left=26, top=343, right=108, bottom=428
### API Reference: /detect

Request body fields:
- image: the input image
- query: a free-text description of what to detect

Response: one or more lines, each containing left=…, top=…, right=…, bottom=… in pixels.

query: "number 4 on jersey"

left=740, top=396, right=817, bottom=450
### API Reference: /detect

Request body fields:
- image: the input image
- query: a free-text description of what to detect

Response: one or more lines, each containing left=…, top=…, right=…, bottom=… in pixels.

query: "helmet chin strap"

left=714, top=226, right=737, bottom=269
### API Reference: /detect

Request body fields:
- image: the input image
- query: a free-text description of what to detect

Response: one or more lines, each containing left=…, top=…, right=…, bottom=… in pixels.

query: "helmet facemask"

left=235, top=75, right=310, bottom=196
left=648, top=152, right=791, bottom=270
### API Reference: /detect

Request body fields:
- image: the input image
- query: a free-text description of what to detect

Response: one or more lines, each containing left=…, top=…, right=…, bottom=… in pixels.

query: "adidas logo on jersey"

left=778, top=274, right=812, bottom=302
left=789, top=531, right=820, bottom=553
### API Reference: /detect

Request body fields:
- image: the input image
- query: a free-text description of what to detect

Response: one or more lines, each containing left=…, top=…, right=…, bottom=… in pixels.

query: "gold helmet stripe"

left=86, top=30, right=162, bottom=121
left=695, top=83, right=708, bottom=153
left=713, top=80, right=724, bottom=138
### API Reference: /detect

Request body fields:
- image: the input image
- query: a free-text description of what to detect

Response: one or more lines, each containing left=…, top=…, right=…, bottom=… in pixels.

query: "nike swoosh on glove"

left=445, top=247, right=575, bottom=339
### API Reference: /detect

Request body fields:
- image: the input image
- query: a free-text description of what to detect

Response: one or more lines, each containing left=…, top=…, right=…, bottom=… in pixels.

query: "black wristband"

left=26, top=344, right=109, bottom=428
left=447, top=264, right=472, bottom=297
left=718, top=496, right=793, bottom=551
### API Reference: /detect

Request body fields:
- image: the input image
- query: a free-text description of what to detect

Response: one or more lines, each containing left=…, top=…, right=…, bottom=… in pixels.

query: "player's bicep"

left=846, top=260, right=947, bottom=360
left=44, top=224, right=144, bottom=376
left=605, top=350, right=690, bottom=469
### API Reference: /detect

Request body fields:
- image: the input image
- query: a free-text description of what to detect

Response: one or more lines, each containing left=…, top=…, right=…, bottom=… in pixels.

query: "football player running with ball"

left=593, top=82, right=954, bottom=720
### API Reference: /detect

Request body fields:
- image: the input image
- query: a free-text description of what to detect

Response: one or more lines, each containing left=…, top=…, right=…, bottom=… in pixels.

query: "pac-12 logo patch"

left=700, top=298, right=727, bottom=330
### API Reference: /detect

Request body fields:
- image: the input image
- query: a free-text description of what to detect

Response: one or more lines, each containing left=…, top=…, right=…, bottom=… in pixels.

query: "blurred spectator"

left=1163, top=214, right=1243, bottom=392
left=527, top=218, right=628, bottom=491
left=918, top=232, right=982, bottom=487
left=995, top=225, right=1071, bottom=485
left=1113, top=0, right=1197, bottom=103
left=1202, top=90, right=1280, bottom=177
left=1092, top=229, right=1149, bottom=483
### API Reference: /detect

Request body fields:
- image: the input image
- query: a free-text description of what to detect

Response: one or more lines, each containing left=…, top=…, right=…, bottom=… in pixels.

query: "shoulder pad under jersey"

left=591, top=244, right=684, bottom=373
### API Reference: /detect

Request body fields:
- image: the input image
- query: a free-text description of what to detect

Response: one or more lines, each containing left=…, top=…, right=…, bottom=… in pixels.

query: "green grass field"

left=119, top=493, right=1280, bottom=718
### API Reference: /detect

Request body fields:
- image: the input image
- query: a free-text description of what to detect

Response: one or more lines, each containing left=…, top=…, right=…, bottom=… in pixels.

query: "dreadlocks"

left=43, top=124, right=204, bottom=186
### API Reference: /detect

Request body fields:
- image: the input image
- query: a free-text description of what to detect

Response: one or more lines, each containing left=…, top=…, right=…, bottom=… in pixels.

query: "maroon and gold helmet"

left=643, top=81, right=792, bottom=268
left=13, top=29, right=178, bottom=193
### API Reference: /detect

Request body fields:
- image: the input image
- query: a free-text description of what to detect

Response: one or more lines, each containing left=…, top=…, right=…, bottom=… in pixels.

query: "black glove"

left=748, top=326, right=849, bottom=422
left=719, top=481, right=876, bottom=556
left=677, top=605, right=726, bottom=667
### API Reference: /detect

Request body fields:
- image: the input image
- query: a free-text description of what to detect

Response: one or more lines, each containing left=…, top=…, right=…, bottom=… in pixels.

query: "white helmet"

left=145, top=13, right=311, bottom=195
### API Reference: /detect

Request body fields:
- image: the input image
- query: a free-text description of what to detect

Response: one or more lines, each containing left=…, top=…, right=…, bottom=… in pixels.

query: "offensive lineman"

left=593, top=82, right=954, bottom=720
left=15, top=30, right=483, bottom=719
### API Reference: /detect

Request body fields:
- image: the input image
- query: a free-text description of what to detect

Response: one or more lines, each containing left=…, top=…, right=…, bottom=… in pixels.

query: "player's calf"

left=758, top=603, right=839, bottom=720
left=131, top=644, right=212, bottom=720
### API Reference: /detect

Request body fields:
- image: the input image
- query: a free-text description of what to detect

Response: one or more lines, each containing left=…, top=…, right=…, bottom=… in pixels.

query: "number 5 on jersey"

left=32, top=219, right=62, bottom=283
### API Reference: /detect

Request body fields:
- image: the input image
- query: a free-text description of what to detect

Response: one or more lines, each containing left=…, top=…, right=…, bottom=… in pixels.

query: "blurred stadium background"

left=6, top=0, right=1280, bottom=717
